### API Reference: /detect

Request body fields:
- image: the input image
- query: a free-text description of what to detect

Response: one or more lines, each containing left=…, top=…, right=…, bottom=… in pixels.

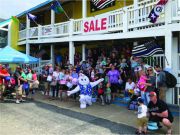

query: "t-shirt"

left=125, top=82, right=135, bottom=91
left=27, top=73, right=32, bottom=81
left=146, top=75, right=156, bottom=92
left=107, top=70, right=120, bottom=84
left=134, top=88, right=140, bottom=95
left=52, top=71, right=59, bottom=81
left=14, top=70, right=21, bottom=85
left=21, top=72, right=27, bottom=80
left=106, top=88, right=111, bottom=96
left=32, top=74, right=37, bottom=81
left=148, top=99, right=173, bottom=121
left=137, top=104, right=147, bottom=118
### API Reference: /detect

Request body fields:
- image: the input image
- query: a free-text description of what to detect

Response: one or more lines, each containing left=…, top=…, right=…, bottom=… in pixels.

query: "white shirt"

left=137, top=104, right=147, bottom=118
left=52, top=71, right=59, bottom=81
left=125, top=82, right=135, bottom=91
left=134, top=88, right=140, bottom=95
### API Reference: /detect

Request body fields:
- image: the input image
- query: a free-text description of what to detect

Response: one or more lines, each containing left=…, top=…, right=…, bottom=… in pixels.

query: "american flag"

left=91, top=0, right=115, bottom=12
left=132, top=40, right=163, bottom=57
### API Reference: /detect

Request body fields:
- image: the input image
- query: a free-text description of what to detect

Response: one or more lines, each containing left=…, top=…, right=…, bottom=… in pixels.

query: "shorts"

left=110, top=83, right=119, bottom=93
left=15, top=85, right=23, bottom=96
left=0, top=84, right=5, bottom=92
left=149, top=115, right=174, bottom=123
left=44, top=82, right=49, bottom=90
left=29, top=83, right=33, bottom=89
left=137, top=117, right=148, bottom=127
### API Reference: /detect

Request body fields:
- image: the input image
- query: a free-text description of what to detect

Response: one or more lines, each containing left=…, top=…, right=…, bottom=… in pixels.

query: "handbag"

left=23, top=83, right=29, bottom=90
left=32, top=80, right=39, bottom=88
left=50, top=80, right=57, bottom=86
left=47, top=75, right=52, bottom=82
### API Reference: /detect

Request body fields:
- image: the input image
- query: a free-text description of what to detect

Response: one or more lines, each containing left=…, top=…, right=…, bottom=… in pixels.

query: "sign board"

left=83, top=16, right=108, bottom=34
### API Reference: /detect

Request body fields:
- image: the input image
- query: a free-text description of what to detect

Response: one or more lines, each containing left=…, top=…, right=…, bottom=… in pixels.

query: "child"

left=136, top=98, right=148, bottom=135
left=137, top=70, right=148, bottom=92
left=128, top=83, right=140, bottom=108
left=125, top=78, right=135, bottom=97
left=98, top=82, right=105, bottom=105
left=106, top=82, right=111, bottom=104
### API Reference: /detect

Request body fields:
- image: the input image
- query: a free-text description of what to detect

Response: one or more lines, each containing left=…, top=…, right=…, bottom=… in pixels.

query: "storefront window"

left=0, top=30, right=7, bottom=48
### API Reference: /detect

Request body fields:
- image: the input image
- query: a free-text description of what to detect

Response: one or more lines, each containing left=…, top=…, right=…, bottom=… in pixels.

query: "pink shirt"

left=32, top=73, right=37, bottom=81
left=138, top=75, right=147, bottom=91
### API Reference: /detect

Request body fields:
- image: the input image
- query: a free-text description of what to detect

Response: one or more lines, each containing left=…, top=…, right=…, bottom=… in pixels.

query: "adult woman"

left=107, top=64, right=120, bottom=101
left=142, top=67, right=156, bottom=105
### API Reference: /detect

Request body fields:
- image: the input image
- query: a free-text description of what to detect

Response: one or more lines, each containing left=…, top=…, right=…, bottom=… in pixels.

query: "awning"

left=0, top=46, right=39, bottom=63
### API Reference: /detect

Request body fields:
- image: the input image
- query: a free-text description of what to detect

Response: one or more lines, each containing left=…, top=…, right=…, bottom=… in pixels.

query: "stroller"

left=3, top=76, right=16, bottom=99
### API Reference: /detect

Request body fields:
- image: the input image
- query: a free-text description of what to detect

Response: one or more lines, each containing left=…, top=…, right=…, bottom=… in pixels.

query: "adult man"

left=154, top=65, right=167, bottom=101
left=0, top=65, right=10, bottom=101
left=148, top=92, right=173, bottom=135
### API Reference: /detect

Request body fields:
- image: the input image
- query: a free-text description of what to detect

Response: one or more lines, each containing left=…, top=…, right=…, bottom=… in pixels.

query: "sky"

left=0, top=0, right=47, bottom=19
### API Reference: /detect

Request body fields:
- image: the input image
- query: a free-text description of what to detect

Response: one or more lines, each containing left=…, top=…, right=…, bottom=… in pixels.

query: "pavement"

left=0, top=100, right=136, bottom=135
left=32, top=91, right=180, bottom=135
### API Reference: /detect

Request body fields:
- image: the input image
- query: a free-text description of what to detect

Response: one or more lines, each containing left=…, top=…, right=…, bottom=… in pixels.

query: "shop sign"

left=43, top=27, right=53, bottom=35
left=83, top=17, right=107, bottom=34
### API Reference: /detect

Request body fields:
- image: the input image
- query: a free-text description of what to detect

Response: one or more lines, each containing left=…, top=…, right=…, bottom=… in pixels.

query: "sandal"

left=166, top=129, right=172, bottom=135
left=135, top=130, right=142, bottom=135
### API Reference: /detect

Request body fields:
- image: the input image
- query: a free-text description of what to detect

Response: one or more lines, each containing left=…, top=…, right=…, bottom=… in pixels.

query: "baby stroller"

left=3, top=76, right=16, bottom=99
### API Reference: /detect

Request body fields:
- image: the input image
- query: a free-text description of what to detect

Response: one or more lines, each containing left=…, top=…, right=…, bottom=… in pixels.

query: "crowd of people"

left=0, top=64, right=39, bottom=103
left=0, top=46, right=174, bottom=135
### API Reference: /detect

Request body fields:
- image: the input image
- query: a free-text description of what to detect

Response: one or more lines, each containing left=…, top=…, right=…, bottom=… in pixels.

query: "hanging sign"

left=83, top=16, right=108, bottom=34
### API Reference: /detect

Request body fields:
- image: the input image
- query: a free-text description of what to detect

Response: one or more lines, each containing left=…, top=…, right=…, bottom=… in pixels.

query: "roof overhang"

left=16, top=0, right=54, bottom=17
left=0, top=19, right=11, bottom=31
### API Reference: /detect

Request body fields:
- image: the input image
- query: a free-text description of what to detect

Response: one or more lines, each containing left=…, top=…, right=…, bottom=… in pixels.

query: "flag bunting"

left=148, top=0, right=168, bottom=23
left=51, top=0, right=64, bottom=14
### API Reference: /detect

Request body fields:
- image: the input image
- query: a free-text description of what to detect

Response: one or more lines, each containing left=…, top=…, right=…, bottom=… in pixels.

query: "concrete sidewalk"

left=33, top=91, right=180, bottom=135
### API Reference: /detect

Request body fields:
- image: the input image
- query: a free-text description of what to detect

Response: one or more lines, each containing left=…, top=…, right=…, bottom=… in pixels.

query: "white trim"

left=0, top=27, right=8, bottom=31
left=7, top=23, right=11, bottom=46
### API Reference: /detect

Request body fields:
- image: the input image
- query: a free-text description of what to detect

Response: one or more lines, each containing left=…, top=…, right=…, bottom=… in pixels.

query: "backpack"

left=163, top=71, right=177, bottom=88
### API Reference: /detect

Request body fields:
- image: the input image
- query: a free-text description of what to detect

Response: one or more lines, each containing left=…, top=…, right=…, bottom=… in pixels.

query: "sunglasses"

left=149, top=95, right=154, bottom=97
left=147, top=69, right=152, bottom=71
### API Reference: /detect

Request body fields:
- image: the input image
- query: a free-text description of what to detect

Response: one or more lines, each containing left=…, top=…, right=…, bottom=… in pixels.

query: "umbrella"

left=0, top=46, right=39, bottom=63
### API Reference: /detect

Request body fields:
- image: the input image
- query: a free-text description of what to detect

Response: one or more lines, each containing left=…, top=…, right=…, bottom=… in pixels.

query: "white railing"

left=73, top=19, right=83, bottom=34
left=177, top=53, right=180, bottom=85
left=146, top=54, right=165, bottom=69
left=19, top=29, right=26, bottom=40
left=172, top=86, right=180, bottom=105
left=54, top=21, right=70, bottom=36
left=108, top=9, right=124, bottom=32
left=29, top=27, right=38, bottom=38
left=127, top=0, right=165, bottom=30
left=171, top=0, right=180, bottom=22
left=18, top=0, right=180, bottom=40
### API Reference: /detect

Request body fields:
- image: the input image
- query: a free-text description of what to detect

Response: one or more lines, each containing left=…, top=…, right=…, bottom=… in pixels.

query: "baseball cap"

left=149, top=91, right=157, bottom=97
left=137, top=97, right=144, bottom=103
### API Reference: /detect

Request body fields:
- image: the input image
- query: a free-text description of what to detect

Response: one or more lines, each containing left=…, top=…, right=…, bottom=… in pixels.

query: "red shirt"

left=0, top=77, right=3, bottom=84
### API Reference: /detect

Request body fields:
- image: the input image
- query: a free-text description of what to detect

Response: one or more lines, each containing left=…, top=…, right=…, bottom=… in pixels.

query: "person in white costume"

left=67, top=73, right=104, bottom=109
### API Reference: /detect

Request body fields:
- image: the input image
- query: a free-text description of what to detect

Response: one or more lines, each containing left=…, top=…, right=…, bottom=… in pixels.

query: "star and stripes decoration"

left=148, top=0, right=168, bottom=23
left=90, top=0, right=115, bottom=12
